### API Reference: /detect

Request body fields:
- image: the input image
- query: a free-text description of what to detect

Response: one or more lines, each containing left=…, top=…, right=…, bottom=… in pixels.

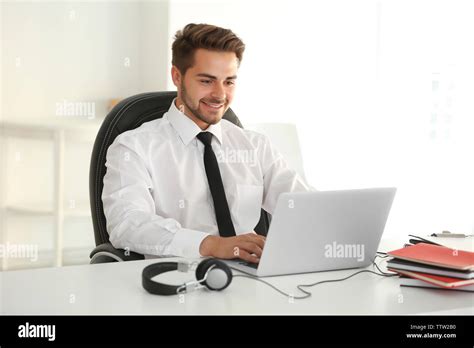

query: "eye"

left=200, top=80, right=212, bottom=84
left=226, top=80, right=235, bottom=86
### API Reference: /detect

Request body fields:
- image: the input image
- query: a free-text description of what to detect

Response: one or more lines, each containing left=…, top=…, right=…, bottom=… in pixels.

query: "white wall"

left=140, top=0, right=170, bottom=91
left=2, top=2, right=166, bottom=121
left=1, top=1, right=171, bottom=268
left=167, top=0, right=474, bottom=237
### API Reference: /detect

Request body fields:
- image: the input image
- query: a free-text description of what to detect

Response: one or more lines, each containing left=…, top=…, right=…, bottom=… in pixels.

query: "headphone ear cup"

left=195, top=258, right=216, bottom=280
left=195, top=259, right=232, bottom=291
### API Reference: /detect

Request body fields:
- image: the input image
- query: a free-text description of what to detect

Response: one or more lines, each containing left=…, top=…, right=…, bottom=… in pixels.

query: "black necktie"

left=197, top=132, right=236, bottom=237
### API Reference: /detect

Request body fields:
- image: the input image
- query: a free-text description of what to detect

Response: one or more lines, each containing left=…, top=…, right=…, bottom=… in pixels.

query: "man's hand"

left=199, top=232, right=266, bottom=263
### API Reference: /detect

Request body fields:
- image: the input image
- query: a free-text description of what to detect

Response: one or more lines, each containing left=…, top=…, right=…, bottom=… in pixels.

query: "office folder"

left=387, top=258, right=474, bottom=279
left=399, top=276, right=474, bottom=292
left=387, top=243, right=474, bottom=271
left=389, top=269, right=474, bottom=289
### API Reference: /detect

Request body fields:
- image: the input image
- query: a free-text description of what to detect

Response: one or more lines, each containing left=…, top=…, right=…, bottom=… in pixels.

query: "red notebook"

left=389, top=269, right=474, bottom=289
left=388, top=243, right=474, bottom=271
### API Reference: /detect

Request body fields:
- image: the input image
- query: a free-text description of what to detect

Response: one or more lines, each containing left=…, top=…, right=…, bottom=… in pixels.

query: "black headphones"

left=142, top=258, right=233, bottom=295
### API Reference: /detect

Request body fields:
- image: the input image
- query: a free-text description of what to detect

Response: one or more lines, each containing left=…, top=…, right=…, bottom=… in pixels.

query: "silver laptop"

left=223, top=187, right=397, bottom=277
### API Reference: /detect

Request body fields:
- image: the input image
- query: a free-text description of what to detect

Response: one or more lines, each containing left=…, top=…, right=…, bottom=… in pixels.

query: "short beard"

left=180, top=82, right=224, bottom=126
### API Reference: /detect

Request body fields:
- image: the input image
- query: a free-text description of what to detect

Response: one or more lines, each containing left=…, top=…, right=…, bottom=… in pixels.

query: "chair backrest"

left=89, top=91, right=269, bottom=246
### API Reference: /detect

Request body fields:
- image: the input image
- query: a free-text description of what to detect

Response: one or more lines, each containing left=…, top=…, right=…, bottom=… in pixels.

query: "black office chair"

left=89, top=91, right=271, bottom=264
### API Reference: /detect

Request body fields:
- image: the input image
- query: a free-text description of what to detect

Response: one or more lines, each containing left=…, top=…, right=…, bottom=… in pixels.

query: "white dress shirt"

left=102, top=99, right=313, bottom=258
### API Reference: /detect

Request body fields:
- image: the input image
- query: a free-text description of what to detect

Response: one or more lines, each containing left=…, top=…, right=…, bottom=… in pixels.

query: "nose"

left=210, top=82, right=226, bottom=102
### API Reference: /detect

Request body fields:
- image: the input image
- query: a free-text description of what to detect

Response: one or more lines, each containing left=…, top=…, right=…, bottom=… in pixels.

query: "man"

left=102, top=23, right=312, bottom=264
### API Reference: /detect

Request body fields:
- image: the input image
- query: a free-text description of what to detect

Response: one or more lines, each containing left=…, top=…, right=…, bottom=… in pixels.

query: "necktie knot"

left=197, top=132, right=213, bottom=146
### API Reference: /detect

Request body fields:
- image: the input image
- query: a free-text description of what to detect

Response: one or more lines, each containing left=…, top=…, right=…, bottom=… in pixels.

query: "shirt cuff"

left=168, top=228, right=210, bottom=258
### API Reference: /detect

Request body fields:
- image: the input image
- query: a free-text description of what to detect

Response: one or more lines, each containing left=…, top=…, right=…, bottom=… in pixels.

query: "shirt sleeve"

left=258, top=134, right=317, bottom=214
left=102, top=134, right=209, bottom=258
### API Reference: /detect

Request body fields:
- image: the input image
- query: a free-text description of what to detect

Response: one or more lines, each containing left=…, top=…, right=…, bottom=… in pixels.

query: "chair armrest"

left=90, top=243, right=145, bottom=264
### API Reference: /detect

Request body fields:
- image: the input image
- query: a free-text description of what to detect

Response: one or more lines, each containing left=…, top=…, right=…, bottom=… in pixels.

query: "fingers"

left=237, top=249, right=260, bottom=264
left=250, top=230, right=266, bottom=240
left=237, top=241, right=263, bottom=258
left=242, top=232, right=265, bottom=242
left=217, top=233, right=266, bottom=262
left=242, top=233, right=266, bottom=250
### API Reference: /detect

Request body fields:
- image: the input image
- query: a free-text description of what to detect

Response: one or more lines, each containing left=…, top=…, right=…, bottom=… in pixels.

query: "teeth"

left=203, top=101, right=223, bottom=108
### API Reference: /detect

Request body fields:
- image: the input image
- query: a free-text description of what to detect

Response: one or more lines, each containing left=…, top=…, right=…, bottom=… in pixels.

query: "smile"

left=201, top=101, right=224, bottom=109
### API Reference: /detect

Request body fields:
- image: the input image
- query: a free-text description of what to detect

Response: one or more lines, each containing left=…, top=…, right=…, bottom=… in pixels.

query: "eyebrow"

left=196, top=73, right=237, bottom=80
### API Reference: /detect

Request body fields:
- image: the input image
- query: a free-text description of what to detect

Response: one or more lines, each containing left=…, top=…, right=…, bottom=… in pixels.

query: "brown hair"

left=172, top=23, right=245, bottom=75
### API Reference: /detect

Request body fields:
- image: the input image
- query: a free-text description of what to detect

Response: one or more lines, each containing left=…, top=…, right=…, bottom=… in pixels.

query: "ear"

left=171, top=66, right=182, bottom=88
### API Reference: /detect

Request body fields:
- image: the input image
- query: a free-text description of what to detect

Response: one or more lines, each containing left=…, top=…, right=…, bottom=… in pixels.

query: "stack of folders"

left=387, top=243, right=474, bottom=292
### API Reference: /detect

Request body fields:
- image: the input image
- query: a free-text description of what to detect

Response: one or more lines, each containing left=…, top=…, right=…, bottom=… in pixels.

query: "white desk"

left=1, top=240, right=473, bottom=315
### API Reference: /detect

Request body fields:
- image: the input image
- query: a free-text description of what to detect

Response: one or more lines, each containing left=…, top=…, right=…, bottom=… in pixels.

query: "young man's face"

left=172, top=48, right=239, bottom=130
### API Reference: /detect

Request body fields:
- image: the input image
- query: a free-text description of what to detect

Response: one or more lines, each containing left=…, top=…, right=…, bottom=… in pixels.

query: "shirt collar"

left=166, top=98, right=223, bottom=146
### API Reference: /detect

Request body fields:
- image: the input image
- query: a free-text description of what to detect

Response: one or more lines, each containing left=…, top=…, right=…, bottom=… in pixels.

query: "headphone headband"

left=142, top=259, right=233, bottom=296
left=142, top=262, right=182, bottom=295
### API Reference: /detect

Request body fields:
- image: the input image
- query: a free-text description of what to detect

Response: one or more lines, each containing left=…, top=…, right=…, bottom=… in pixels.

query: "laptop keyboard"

left=238, top=261, right=259, bottom=269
